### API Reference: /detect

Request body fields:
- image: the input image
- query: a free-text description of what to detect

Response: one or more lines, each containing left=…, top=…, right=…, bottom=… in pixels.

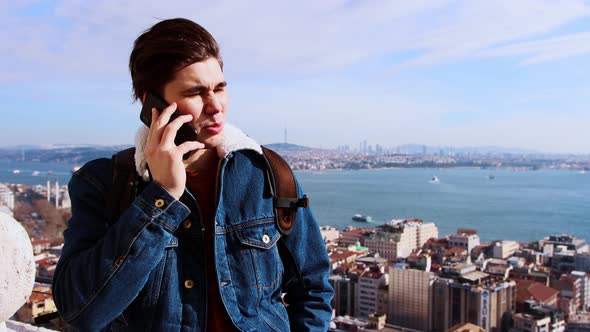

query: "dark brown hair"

left=129, top=18, right=223, bottom=101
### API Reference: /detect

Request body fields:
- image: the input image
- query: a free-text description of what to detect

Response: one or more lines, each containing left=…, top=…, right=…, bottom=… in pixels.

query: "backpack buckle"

left=274, top=194, right=309, bottom=210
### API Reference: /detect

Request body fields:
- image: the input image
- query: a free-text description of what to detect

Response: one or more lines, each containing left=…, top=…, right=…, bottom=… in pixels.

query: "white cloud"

left=2, top=0, right=590, bottom=152
left=479, top=31, right=590, bottom=64
left=392, top=0, right=590, bottom=69
left=4, top=0, right=589, bottom=81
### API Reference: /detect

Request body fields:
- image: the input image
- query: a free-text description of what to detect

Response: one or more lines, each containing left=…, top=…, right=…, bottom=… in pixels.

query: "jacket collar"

left=133, top=123, right=262, bottom=181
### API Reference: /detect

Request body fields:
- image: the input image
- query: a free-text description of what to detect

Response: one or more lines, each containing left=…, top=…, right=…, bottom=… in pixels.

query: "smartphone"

left=140, top=92, right=198, bottom=146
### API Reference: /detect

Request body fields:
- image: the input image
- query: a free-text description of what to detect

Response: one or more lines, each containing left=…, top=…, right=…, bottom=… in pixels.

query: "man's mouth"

left=202, top=122, right=224, bottom=134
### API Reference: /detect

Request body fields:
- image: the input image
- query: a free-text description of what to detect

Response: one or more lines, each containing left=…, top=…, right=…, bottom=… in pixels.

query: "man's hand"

left=144, top=102, right=204, bottom=200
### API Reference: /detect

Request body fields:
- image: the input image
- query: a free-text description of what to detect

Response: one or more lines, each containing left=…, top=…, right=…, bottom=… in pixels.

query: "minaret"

left=55, top=180, right=59, bottom=209
left=46, top=180, right=50, bottom=201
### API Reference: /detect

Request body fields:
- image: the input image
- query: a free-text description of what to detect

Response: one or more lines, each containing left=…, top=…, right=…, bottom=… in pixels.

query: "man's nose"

left=204, top=93, right=223, bottom=114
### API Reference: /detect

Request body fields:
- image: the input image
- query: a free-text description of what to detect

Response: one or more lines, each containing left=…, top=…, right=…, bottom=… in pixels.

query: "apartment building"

left=364, top=220, right=438, bottom=260
left=492, top=240, right=520, bottom=259
left=0, top=183, right=15, bottom=210
left=432, top=276, right=516, bottom=332
left=388, top=263, right=434, bottom=331
left=449, top=229, right=481, bottom=254
left=357, top=266, right=388, bottom=318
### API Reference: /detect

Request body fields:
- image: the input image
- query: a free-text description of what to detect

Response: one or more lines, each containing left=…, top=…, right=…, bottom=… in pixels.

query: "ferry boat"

left=12, top=169, right=20, bottom=174
left=352, top=214, right=373, bottom=223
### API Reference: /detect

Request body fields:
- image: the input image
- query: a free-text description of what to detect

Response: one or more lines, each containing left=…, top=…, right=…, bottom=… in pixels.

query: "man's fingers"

left=178, top=140, right=205, bottom=155
left=149, top=103, right=178, bottom=145
left=161, top=114, right=194, bottom=146
left=146, top=108, right=157, bottom=141
left=154, top=102, right=177, bottom=129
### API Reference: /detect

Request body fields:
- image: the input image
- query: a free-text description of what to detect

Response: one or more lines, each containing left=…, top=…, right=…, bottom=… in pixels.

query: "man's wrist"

left=151, top=180, right=183, bottom=200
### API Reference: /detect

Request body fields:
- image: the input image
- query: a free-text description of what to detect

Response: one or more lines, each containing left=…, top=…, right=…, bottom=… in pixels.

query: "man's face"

left=162, top=57, right=228, bottom=149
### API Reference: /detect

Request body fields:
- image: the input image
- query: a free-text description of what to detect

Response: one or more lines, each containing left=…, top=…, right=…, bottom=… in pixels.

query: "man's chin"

left=199, top=132, right=224, bottom=149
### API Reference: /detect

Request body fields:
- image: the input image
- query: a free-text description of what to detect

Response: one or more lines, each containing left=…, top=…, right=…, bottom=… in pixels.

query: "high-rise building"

left=329, top=274, right=358, bottom=317
left=432, top=276, right=516, bottom=332
left=357, top=266, right=388, bottom=318
left=388, top=263, right=434, bottom=331
left=570, top=271, right=590, bottom=311
left=364, top=220, right=438, bottom=260
left=551, top=273, right=583, bottom=312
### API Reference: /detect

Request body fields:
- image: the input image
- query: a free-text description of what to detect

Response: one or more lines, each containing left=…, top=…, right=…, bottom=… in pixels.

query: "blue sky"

left=1, top=0, right=590, bottom=153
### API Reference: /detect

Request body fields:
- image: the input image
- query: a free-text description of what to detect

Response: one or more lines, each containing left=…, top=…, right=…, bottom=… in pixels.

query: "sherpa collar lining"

left=133, top=123, right=262, bottom=181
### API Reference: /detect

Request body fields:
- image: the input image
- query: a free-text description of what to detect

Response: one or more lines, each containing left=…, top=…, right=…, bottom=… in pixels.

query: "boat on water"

left=32, top=171, right=41, bottom=176
left=352, top=214, right=373, bottom=223
left=12, top=169, right=20, bottom=174
left=488, top=174, right=495, bottom=180
left=430, top=176, right=440, bottom=183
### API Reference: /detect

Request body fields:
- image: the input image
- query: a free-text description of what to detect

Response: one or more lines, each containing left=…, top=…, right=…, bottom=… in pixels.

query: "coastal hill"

left=0, top=143, right=317, bottom=163
left=0, top=145, right=132, bottom=163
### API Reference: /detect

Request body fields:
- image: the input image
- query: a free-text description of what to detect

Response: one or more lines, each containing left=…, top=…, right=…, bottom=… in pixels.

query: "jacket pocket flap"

left=236, top=221, right=280, bottom=249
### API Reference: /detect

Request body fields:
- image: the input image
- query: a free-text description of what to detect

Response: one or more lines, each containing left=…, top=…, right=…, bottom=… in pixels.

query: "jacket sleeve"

left=282, top=180, right=334, bottom=331
left=52, top=159, right=190, bottom=331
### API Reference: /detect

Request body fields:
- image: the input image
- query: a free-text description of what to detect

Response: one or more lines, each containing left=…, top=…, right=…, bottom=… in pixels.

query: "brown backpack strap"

left=106, top=147, right=139, bottom=225
left=261, top=146, right=308, bottom=235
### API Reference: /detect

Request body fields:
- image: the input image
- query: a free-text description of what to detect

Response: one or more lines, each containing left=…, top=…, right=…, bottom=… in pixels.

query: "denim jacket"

left=52, top=124, right=333, bottom=331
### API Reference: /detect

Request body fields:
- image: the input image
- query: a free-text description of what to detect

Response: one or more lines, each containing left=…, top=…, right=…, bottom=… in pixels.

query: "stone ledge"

left=5, top=320, right=56, bottom=332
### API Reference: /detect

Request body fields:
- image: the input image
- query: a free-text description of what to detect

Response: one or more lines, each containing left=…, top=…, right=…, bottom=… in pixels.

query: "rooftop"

left=516, top=280, right=559, bottom=304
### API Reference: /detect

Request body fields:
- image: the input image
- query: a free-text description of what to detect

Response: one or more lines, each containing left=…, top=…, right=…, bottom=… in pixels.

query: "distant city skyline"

left=2, top=1, right=590, bottom=154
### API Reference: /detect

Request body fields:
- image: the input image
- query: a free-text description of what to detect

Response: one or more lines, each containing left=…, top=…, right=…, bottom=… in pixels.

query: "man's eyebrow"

left=181, top=84, right=207, bottom=95
left=181, top=81, right=227, bottom=95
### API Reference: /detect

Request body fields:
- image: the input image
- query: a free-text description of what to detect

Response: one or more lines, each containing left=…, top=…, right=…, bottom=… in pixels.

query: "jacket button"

left=182, top=219, right=192, bottom=229
left=184, top=279, right=194, bottom=289
left=262, top=234, right=270, bottom=244
left=154, top=198, right=165, bottom=208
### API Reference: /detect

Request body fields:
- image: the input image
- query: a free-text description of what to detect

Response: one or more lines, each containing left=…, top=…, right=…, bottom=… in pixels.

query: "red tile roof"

left=342, top=228, right=373, bottom=235
left=28, top=287, right=52, bottom=304
left=330, top=251, right=357, bottom=264
left=444, top=247, right=467, bottom=256
left=516, top=280, right=559, bottom=304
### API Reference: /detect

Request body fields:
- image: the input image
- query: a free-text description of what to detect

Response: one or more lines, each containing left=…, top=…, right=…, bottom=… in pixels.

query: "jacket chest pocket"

left=234, top=220, right=283, bottom=289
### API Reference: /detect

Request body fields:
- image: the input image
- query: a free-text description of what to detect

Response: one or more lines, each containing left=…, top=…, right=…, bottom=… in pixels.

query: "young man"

left=53, top=18, right=333, bottom=331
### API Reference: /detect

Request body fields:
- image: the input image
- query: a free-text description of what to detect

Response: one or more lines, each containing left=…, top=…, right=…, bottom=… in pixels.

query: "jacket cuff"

left=134, top=181, right=191, bottom=233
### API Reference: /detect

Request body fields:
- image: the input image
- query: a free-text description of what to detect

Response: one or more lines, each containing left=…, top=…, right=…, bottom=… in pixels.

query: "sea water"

left=2, top=161, right=588, bottom=243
